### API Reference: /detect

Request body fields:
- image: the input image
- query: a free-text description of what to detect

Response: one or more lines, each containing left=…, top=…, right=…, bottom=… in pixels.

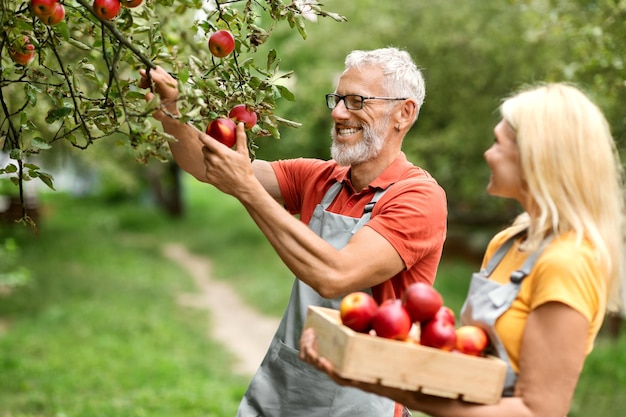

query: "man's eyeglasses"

left=325, top=94, right=407, bottom=110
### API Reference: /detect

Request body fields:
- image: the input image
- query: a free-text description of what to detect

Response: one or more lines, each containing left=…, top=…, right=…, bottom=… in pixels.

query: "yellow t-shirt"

left=481, top=228, right=607, bottom=373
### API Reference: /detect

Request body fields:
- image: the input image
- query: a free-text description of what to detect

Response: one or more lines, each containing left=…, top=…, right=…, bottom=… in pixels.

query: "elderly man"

left=139, top=47, right=447, bottom=417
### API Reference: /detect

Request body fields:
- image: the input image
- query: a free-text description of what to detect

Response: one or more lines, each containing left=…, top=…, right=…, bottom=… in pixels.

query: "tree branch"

left=74, top=0, right=156, bottom=70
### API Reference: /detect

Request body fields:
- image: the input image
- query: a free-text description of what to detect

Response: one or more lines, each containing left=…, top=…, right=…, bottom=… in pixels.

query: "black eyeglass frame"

left=325, top=93, right=408, bottom=110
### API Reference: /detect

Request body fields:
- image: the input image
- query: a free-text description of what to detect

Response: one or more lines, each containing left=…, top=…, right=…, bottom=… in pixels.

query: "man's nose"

left=331, top=99, right=351, bottom=120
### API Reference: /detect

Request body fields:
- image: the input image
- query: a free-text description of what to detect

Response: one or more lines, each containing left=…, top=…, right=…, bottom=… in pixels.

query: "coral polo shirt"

left=270, top=152, right=447, bottom=303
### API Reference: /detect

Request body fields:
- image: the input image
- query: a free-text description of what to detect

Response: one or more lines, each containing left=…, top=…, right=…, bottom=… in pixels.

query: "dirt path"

left=162, top=243, right=280, bottom=376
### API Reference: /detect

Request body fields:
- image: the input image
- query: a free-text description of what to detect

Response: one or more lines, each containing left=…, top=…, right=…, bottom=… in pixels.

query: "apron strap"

left=482, top=230, right=526, bottom=275
left=482, top=229, right=553, bottom=285
left=509, top=235, right=554, bottom=284
left=353, top=185, right=394, bottom=232
left=320, top=181, right=392, bottom=218
left=363, top=186, right=392, bottom=214
left=319, top=182, right=344, bottom=210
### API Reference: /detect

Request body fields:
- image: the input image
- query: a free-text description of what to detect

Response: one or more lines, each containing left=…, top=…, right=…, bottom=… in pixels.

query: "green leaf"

left=266, top=124, right=280, bottom=139
left=294, top=15, right=308, bottom=40
left=274, top=116, right=302, bottom=129
left=24, top=83, right=40, bottom=106
left=127, top=91, right=147, bottom=100
left=267, top=49, right=277, bottom=70
left=9, top=149, right=22, bottom=160
left=30, top=138, right=51, bottom=151
left=67, top=38, right=93, bottom=51
left=321, top=11, right=348, bottom=22
left=57, top=21, right=71, bottom=41
left=275, top=85, right=295, bottom=101
left=36, top=172, right=56, bottom=191
left=179, top=67, right=190, bottom=84
left=45, top=107, right=73, bottom=124
left=3, top=164, right=18, bottom=174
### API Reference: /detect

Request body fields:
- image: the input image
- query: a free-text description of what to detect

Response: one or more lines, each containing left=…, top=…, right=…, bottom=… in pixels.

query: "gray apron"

left=237, top=181, right=397, bottom=417
left=460, top=231, right=551, bottom=397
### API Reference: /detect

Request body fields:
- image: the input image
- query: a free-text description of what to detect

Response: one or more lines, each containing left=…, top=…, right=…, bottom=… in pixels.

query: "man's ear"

left=397, top=99, right=418, bottom=131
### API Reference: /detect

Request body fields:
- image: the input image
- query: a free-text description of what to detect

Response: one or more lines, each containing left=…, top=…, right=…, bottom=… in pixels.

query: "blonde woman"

left=300, top=82, right=624, bottom=417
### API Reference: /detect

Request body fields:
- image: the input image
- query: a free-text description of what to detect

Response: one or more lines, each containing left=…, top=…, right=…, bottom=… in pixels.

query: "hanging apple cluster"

left=27, top=0, right=142, bottom=29
left=339, top=283, right=490, bottom=357
left=203, top=29, right=258, bottom=148
left=1, top=0, right=346, bottom=227
left=16, top=0, right=262, bottom=153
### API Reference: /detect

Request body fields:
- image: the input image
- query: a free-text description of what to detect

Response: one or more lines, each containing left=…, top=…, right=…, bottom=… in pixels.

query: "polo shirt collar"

left=334, top=152, right=411, bottom=192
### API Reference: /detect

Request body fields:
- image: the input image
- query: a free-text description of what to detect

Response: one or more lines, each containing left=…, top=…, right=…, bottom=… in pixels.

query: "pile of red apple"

left=339, top=283, right=489, bottom=357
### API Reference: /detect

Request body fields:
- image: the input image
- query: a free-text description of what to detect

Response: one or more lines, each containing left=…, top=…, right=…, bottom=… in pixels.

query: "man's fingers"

left=235, top=122, right=248, bottom=154
left=138, top=69, right=149, bottom=89
left=199, top=131, right=218, bottom=151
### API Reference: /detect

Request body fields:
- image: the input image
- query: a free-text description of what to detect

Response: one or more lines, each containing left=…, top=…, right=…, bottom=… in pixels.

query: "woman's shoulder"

left=540, top=233, right=598, bottom=269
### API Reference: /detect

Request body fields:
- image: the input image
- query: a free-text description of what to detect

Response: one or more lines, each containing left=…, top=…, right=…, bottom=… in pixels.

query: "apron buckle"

left=510, top=270, right=526, bottom=284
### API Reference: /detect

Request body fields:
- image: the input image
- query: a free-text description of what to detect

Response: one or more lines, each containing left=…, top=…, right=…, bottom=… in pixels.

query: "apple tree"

left=0, top=0, right=345, bottom=229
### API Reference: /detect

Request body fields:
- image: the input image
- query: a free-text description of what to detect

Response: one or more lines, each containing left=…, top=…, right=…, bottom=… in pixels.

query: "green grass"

left=0, top=191, right=250, bottom=416
left=1, top=176, right=625, bottom=416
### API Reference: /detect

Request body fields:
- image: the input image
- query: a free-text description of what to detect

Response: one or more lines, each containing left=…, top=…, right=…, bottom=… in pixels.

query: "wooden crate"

left=303, top=305, right=507, bottom=405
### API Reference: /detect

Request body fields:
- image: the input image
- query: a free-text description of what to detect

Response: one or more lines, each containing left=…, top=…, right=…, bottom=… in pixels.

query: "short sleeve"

left=365, top=178, right=447, bottom=271
left=529, top=240, right=606, bottom=323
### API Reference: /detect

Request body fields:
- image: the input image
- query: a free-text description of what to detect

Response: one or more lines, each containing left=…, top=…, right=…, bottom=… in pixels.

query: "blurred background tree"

left=255, top=0, right=625, bottom=236
left=2, top=0, right=624, bottom=256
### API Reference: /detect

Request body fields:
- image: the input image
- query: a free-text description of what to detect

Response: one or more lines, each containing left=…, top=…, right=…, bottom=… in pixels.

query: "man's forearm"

left=160, top=117, right=208, bottom=182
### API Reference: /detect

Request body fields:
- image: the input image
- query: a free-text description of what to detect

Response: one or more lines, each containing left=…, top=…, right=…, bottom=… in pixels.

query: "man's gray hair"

left=344, top=47, right=426, bottom=108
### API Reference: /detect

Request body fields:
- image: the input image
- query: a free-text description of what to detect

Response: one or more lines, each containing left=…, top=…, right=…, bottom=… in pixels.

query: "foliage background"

left=255, top=0, right=626, bottom=223
left=1, top=0, right=626, bottom=415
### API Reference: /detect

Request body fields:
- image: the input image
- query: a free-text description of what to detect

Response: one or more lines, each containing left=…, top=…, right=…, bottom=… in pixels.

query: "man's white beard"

left=330, top=115, right=389, bottom=166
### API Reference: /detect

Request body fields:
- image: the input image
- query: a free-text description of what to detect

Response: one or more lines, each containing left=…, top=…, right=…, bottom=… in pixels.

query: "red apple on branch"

left=30, top=0, right=59, bottom=18
left=208, top=30, right=236, bottom=58
left=339, top=292, right=378, bottom=333
left=93, top=0, right=122, bottom=21
left=40, top=3, right=65, bottom=26
left=402, top=282, right=443, bottom=323
left=229, top=104, right=258, bottom=130
left=9, top=35, right=36, bottom=66
left=455, top=325, right=489, bottom=356
left=206, top=118, right=237, bottom=148
left=372, top=299, right=412, bottom=340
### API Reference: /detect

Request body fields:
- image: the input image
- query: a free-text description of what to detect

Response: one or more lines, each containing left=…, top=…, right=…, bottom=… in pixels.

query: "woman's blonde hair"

left=501, top=83, right=625, bottom=311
